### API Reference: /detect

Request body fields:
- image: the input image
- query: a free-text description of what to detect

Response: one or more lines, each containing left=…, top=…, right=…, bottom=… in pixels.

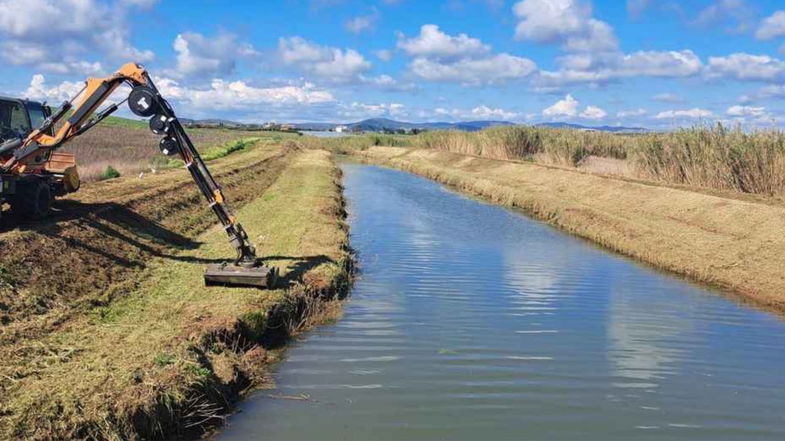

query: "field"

left=0, top=136, right=351, bottom=439
left=62, top=117, right=301, bottom=181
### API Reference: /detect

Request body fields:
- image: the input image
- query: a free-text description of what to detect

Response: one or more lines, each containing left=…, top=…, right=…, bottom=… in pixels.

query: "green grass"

left=154, top=137, right=264, bottom=169
left=201, top=138, right=258, bottom=161
left=0, top=149, right=351, bottom=440
left=101, top=116, right=148, bottom=129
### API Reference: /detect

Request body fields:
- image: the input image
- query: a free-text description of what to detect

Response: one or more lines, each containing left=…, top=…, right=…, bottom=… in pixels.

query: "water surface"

left=218, top=164, right=785, bottom=440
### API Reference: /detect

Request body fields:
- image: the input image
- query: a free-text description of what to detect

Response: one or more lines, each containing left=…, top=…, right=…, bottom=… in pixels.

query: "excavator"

left=0, top=63, right=277, bottom=288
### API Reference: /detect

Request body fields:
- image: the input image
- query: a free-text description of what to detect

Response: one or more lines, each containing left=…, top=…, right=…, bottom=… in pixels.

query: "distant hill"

left=292, top=118, right=647, bottom=133
left=293, top=118, right=515, bottom=132
left=536, top=122, right=647, bottom=133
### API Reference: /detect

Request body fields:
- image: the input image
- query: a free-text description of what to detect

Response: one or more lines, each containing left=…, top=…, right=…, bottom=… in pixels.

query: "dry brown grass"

left=411, top=126, right=634, bottom=164
left=355, top=146, right=785, bottom=313
left=325, top=124, right=785, bottom=196
left=62, top=124, right=296, bottom=181
left=632, top=125, right=785, bottom=194
left=576, top=155, right=635, bottom=177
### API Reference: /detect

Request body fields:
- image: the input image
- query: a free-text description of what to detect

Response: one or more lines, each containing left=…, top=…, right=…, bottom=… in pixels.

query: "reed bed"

left=633, top=126, right=785, bottom=194
left=411, top=126, right=634, bottom=165
left=380, top=124, right=785, bottom=196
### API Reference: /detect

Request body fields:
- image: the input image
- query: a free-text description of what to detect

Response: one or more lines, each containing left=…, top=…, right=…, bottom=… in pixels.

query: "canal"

left=217, top=164, right=785, bottom=440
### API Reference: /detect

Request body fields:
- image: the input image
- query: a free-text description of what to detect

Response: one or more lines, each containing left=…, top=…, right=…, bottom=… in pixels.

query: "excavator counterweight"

left=0, top=63, right=277, bottom=289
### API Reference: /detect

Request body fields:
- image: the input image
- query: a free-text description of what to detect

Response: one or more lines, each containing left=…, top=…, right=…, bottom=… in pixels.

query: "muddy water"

left=218, top=164, right=785, bottom=440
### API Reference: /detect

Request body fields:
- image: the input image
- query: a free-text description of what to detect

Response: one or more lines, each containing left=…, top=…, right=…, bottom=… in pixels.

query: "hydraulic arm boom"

left=0, top=63, right=276, bottom=288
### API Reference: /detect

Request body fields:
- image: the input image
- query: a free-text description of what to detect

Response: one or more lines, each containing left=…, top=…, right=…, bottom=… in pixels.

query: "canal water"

left=218, top=164, right=785, bottom=440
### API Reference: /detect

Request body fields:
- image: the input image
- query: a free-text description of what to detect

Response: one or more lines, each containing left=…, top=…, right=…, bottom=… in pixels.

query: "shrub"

left=98, top=166, right=121, bottom=181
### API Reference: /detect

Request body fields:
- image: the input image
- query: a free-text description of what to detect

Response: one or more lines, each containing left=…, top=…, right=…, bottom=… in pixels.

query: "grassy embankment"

left=313, top=124, right=785, bottom=197
left=64, top=116, right=300, bottom=181
left=0, top=145, right=352, bottom=439
left=350, top=146, right=785, bottom=311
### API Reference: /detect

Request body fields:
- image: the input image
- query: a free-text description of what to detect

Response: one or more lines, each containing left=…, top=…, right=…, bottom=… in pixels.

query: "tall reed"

left=410, top=126, right=634, bottom=165
left=632, top=125, right=785, bottom=194
left=416, top=126, right=541, bottom=160
left=371, top=124, right=785, bottom=195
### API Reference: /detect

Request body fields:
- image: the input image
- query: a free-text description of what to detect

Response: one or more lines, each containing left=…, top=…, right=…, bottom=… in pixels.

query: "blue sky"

left=3, top=0, right=785, bottom=128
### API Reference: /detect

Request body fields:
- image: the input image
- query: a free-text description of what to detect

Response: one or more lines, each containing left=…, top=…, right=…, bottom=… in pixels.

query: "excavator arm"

left=0, top=63, right=276, bottom=288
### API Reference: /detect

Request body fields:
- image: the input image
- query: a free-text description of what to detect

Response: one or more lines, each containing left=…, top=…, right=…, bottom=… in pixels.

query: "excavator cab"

left=0, top=97, right=79, bottom=220
left=0, top=97, right=36, bottom=141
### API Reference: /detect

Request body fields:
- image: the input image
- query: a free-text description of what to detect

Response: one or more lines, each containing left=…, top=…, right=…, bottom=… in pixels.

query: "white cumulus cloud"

left=513, top=0, right=619, bottom=52
left=341, top=101, right=405, bottom=118
left=579, top=105, right=607, bottom=120
left=398, top=24, right=491, bottom=60
left=23, top=74, right=85, bottom=102
left=345, top=9, right=380, bottom=34
left=707, top=53, right=785, bottom=81
left=0, top=0, right=154, bottom=75
left=726, top=105, right=766, bottom=117
left=278, top=37, right=371, bottom=83
left=537, top=49, right=702, bottom=88
left=173, top=32, right=259, bottom=77
left=375, top=50, right=394, bottom=61
left=617, top=108, right=647, bottom=118
left=655, top=108, right=714, bottom=119
left=756, top=10, right=785, bottom=40
left=155, top=77, right=335, bottom=110
left=471, top=105, right=519, bottom=120
left=694, top=0, right=755, bottom=33
left=397, top=25, right=536, bottom=85
left=409, top=53, right=536, bottom=85
left=652, top=93, right=683, bottom=103
left=543, top=94, right=580, bottom=118
left=616, top=50, right=703, bottom=77
left=542, top=94, right=608, bottom=120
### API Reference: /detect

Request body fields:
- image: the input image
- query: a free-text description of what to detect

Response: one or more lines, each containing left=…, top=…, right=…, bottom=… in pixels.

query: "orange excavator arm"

left=0, top=63, right=276, bottom=288
left=0, top=63, right=148, bottom=171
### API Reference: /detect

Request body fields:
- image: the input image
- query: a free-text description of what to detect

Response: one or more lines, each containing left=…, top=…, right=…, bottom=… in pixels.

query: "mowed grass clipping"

left=1, top=149, right=351, bottom=440
left=355, top=147, right=785, bottom=313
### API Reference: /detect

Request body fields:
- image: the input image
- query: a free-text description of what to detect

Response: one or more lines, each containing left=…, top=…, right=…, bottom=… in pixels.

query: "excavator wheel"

left=11, top=178, right=52, bottom=220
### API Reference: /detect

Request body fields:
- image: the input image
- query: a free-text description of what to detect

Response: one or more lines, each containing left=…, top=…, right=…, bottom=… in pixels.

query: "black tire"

left=11, top=179, right=52, bottom=220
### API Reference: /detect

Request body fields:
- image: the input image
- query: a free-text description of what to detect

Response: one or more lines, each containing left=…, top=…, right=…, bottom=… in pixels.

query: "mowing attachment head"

left=204, top=261, right=278, bottom=288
